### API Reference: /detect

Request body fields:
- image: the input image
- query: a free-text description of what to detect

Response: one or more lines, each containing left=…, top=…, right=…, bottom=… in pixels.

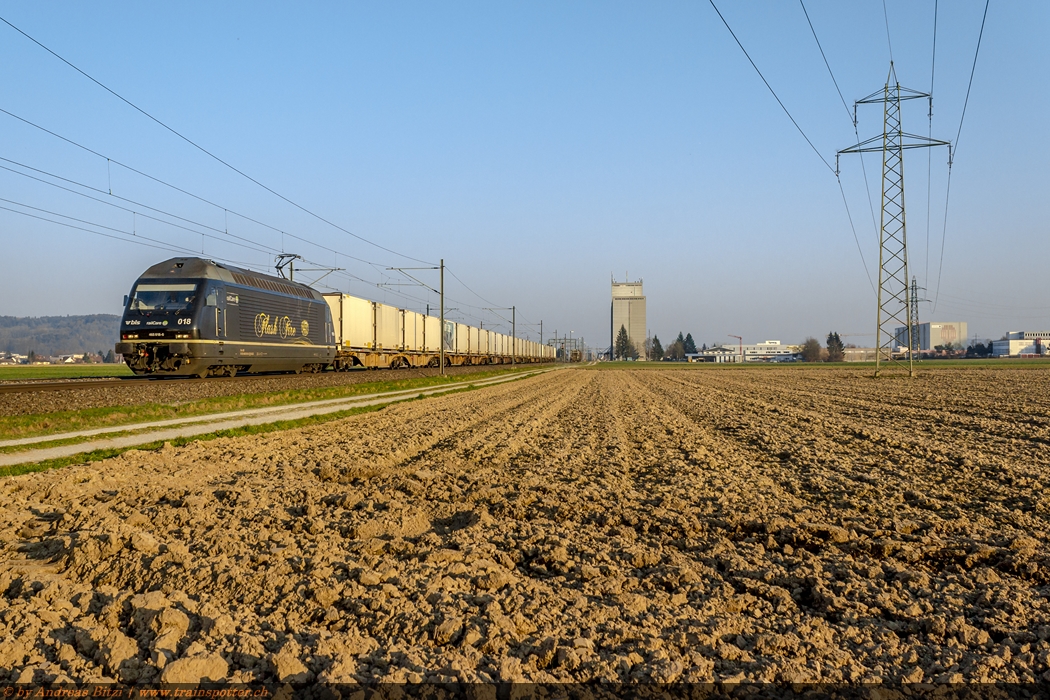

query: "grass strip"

left=585, top=359, right=1050, bottom=370
left=0, top=364, right=133, bottom=380
left=0, top=381, right=492, bottom=479
left=0, top=366, right=540, bottom=441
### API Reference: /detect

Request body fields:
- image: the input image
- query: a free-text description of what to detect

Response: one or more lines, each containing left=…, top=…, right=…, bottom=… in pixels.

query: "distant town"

left=604, top=278, right=1048, bottom=363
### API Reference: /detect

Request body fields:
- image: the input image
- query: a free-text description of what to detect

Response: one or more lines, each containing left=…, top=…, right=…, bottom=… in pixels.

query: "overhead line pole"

left=441, top=260, right=444, bottom=375
left=386, top=260, right=444, bottom=375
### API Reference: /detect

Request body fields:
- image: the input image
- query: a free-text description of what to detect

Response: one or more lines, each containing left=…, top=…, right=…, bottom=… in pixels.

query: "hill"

left=0, top=315, right=121, bottom=357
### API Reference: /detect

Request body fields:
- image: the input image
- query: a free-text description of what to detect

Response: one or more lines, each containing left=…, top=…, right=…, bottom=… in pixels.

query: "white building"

left=992, top=331, right=1050, bottom=357
left=611, top=277, right=646, bottom=359
left=689, top=340, right=799, bottom=363
left=894, top=321, right=967, bottom=351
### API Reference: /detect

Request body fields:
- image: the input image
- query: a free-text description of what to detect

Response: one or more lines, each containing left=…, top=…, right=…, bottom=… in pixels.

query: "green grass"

left=0, top=390, right=462, bottom=478
left=586, top=358, right=1050, bottom=370
left=0, top=366, right=543, bottom=442
left=0, top=364, right=133, bottom=380
left=0, top=374, right=525, bottom=478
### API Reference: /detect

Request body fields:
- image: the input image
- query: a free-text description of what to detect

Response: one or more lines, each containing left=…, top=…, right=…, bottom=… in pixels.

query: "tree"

left=614, top=325, right=635, bottom=360
left=27, top=349, right=36, bottom=364
left=676, top=332, right=685, bottom=346
left=826, top=332, right=845, bottom=362
left=104, top=349, right=116, bottom=363
left=702, top=343, right=708, bottom=352
left=651, top=335, right=664, bottom=361
left=800, top=337, right=822, bottom=363
left=683, top=333, right=697, bottom=355
left=666, top=340, right=685, bottom=361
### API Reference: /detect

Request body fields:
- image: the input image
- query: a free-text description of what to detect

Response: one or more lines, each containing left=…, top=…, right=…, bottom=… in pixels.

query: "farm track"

left=0, top=367, right=1048, bottom=685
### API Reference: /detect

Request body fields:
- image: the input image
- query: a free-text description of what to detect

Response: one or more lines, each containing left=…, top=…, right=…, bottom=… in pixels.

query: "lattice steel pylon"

left=837, top=63, right=950, bottom=377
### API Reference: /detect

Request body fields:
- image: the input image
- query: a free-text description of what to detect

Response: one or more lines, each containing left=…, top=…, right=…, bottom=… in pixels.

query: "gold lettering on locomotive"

left=255, top=313, right=298, bottom=339
left=301, top=320, right=310, bottom=337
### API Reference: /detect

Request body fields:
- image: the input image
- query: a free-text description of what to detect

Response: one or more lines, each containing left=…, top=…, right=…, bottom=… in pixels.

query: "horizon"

left=1, top=2, right=1047, bottom=347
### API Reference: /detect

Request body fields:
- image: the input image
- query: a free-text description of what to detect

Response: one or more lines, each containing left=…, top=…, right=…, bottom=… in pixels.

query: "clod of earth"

left=0, top=367, right=1048, bottom=684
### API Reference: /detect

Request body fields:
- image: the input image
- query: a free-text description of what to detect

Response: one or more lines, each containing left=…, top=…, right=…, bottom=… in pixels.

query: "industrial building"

left=611, top=277, right=646, bottom=359
left=689, top=340, right=799, bottom=363
left=992, top=331, right=1050, bottom=357
left=843, top=348, right=878, bottom=362
left=894, top=321, right=967, bottom=351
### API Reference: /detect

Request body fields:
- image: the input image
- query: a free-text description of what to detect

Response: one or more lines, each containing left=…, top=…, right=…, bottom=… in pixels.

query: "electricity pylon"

left=838, top=63, right=950, bottom=377
left=909, top=276, right=926, bottom=354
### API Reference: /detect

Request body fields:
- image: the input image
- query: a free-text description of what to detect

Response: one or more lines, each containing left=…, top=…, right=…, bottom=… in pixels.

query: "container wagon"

left=324, top=292, right=553, bottom=369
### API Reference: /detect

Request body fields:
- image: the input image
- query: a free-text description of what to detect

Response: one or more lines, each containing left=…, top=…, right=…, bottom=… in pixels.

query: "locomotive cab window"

left=129, top=283, right=198, bottom=312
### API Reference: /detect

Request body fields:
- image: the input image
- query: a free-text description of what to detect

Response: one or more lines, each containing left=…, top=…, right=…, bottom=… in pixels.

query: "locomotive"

left=115, top=257, right=553, bottom=376
left=116, top=257, right=334, bottom=377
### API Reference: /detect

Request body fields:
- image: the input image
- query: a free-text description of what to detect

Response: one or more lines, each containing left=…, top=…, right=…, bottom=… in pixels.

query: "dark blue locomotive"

left=115, top=257, right=334, bottom=377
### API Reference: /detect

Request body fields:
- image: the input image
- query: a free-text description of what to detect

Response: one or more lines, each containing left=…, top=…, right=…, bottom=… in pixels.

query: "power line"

left=836, top=178, right=875, bottom=293
left=951, top=0, right=990, bottom=157
left=882, top=0, right=895, bottom=63
left=706, top=0, right=834, bottom=174
left=798, top=0, right=851, bottom=122
left=934, top=0, right=990, bottom=311
left=925, top=0, right=938, bottom=285
left=796, top=0, right=878, bottom=293
left=0, top=15, right=435, bottom=267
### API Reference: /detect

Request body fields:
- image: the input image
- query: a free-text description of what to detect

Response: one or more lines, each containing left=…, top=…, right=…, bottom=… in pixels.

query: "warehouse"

left=894, top=321, right=968, bottom=351
left=689, top=340, right=799, bottom=363
left=992, top=330, right=1050, bottom=357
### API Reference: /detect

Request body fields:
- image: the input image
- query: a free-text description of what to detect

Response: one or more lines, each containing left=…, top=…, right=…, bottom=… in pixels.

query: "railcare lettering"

left=253, top=313, right=297, bottom=340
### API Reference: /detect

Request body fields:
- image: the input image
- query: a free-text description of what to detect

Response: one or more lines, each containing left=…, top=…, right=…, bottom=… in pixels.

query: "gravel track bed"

left=0, top=367, right=1048, bottom=685
left=0, top=365, right=526, bottom=418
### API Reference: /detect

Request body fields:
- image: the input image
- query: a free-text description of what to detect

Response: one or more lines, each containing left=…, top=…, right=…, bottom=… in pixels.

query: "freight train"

left=115, top=257, right=553, bottom=376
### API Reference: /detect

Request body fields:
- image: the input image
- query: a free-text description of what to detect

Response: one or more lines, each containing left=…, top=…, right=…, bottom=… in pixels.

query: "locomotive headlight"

left=175, top=333, right=192, bottom=339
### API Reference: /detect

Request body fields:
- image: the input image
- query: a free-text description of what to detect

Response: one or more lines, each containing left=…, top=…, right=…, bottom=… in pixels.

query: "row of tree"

left=614, top=326, right=705, bottom=361
left=800, top=332, right=846, bottom=362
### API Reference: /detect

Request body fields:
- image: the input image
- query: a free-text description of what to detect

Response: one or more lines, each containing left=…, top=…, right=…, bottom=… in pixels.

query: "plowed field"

left=1, top=367, right=1048, bottom=685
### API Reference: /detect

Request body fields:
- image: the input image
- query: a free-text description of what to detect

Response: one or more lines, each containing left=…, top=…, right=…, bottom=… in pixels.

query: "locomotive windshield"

left=129, top=283, right=198, bottom=313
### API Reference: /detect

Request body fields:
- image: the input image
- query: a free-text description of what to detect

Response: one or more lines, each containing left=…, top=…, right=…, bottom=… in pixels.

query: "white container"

left=403, top=311, right=425, bottom=352
left=469, top=326, right=480, bottom=354
left=375, top=303, right=402, bottom=350
left=324, top=293, right=374, bottom=349
left=456, top=323, right=470, bottom=354
left=424, top=316, right=441, bottom=352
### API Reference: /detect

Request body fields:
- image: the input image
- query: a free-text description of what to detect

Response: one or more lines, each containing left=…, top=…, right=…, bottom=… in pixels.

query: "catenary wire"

left=0, top=15, right=436, bottom=267
left=0, top=107, right=389, bottom=269
left=933, top=0, right=990, bottom=312
left=0, top=159, right=278, bottom=257
left=0, top=111, right=512, bottom=332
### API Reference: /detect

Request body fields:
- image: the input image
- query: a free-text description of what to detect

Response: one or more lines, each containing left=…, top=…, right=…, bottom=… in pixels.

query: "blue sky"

left=0, top=1, right=1046, bottom=349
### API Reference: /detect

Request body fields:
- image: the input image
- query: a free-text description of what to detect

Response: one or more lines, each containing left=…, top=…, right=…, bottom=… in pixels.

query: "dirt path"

left=0, top=369, right=554, bottom=466
left=0, top=367, right=1047, bottom=685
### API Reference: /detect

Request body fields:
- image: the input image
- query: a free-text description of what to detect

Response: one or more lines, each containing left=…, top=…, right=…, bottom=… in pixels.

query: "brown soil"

left=0, top=364, right=523, bottom=418
left=1, top=367, right=1048, bottom=685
